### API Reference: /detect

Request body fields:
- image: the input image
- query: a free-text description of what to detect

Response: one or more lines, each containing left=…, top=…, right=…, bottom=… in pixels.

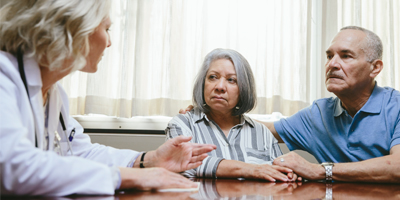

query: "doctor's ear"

left=370, top=59, right=383, bottom=78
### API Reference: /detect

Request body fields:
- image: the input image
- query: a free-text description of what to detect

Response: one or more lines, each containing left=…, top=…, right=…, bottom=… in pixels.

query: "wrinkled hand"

left=119, top=167, right=198, bottom=190
left=149, top=136, right=216, bottom=172
left=179, top=105, right=194, bottom=114
left=244, top=164, right=294, bottom=182
left=273, top=152, right=322, bottom=180
left=287, top=172, right=303, bottom=182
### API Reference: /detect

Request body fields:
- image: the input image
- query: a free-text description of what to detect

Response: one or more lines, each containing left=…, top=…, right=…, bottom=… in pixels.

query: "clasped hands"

left=273, top=151, right=323, bottom=181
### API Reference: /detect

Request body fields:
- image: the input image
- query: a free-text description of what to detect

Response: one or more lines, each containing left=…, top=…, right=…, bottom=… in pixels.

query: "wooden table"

left=3, top=178, right=400, bottom=199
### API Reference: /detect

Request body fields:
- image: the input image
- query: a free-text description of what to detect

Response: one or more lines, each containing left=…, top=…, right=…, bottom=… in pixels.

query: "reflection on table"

left=2, top=178, right=400, bottom=200
left=116, top=178, right=400, bottom=200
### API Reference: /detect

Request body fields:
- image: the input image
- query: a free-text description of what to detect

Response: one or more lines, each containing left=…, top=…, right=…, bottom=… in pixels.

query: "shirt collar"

left=333, top=82, right=383, bottom=117
left=359, top=83, right=383, bottom=114
left=333, top=97, right=345, bottom=117
left=192, top=107, right=254, bottom=128
left=23, top=51, right=42, bottom=89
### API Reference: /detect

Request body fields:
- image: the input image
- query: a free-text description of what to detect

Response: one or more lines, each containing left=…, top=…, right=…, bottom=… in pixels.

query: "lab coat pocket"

left=60, top=141, right=72, bottom=156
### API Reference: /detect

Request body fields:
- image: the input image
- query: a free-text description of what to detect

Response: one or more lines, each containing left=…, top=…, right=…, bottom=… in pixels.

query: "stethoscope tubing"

left=16, top=48, right=73, bottom=155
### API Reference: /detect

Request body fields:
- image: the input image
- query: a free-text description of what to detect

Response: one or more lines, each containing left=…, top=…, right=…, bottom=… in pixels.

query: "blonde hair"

left=0, top=0, right=111, bottom=71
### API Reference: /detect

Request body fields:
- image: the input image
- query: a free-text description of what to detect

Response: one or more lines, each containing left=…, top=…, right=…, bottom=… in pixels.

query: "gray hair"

left=0, top=0, right=111, bottom=72
left=340, top=26, right=383, bottom=62
left=193, top=48, right=257, bottom=116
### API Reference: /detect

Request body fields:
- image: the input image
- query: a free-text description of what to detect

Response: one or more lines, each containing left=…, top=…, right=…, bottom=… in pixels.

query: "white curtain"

left=60, top=0, right=400, bottom=117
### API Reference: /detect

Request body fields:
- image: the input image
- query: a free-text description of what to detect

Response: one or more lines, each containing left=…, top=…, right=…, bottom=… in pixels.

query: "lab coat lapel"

left=47, top=85, right=63, bottom=151
left=23, top=55, right=45, bottom=150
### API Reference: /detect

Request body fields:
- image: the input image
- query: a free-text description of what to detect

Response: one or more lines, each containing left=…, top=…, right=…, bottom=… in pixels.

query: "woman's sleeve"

left=165, top=115, right=223, bottom=178
left=262, top=124, right=283, bottom=160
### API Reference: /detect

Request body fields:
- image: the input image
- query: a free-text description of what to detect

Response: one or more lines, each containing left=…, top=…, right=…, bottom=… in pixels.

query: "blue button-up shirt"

left=274, top=84, right=400, bottom=163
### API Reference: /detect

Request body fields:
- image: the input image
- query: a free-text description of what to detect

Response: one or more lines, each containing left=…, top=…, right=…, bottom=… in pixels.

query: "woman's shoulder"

left=169, top=107, right=205, bottom=127
left=242, top=114, right=272, bottom=133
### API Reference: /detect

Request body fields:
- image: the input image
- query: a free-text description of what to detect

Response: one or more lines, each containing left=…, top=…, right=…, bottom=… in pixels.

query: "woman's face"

left=204, top=59, right=240, bottom=114
left=80, top=17, right=112, bottom=73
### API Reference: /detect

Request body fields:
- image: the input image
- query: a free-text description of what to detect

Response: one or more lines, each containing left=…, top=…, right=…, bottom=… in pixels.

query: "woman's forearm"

left=216, top=160, right=249, bottom=178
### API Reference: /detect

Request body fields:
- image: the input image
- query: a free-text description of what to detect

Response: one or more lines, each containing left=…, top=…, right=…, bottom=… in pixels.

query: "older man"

left=268, top=26, right=400, bottom=183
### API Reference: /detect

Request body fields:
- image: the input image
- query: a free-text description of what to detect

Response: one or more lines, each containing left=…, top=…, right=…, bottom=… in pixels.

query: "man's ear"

left=370, top=59, right=383, bottom=78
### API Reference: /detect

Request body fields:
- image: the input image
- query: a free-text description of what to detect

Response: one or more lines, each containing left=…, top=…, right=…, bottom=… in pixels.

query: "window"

left=60, top=0, right=399, bottom=118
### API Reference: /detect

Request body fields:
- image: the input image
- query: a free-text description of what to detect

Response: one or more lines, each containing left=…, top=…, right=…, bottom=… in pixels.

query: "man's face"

left=325, top=29, right=373, bottom=95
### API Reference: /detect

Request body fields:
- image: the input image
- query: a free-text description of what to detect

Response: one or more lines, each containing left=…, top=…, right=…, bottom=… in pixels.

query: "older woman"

left=167, top=48, right=297, bottom=181
left=0, top=0, right=215, bottom=196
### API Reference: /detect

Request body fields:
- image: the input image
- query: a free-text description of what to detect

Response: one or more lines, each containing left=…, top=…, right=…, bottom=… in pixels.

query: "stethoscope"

left=16, top=49, right=74, bottom=156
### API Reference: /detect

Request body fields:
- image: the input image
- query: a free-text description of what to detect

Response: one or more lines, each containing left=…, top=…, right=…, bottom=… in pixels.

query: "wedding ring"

left=280, top=158, right=285, bottom=162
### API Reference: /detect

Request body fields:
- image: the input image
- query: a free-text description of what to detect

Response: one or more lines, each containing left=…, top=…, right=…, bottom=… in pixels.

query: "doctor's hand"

left=119, top=167, right=198, bottom=190
left=136, top=136, right=216, bottom=172
left=178, top=105, right=194, bottom=114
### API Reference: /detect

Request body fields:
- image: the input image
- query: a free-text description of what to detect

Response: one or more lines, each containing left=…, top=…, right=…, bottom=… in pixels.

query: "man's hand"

left=287, top=171, right=302, bottom=182
left=179, top=105, right=194, bottom=114
left=119, top=167, right=198, bottom=190
left=143, top=136, right=216, bottom=172
left=273, top=152, right=323, bottom=181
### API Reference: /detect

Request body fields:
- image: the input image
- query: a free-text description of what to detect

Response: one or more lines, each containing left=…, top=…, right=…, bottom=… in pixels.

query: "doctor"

left=0, top=0, right=216, bottom=196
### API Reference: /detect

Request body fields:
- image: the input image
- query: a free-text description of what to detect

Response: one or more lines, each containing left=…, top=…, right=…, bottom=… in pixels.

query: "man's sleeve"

left=273, top=106, right=315, bottom=152
left=390, top=109, right=400, bottom=149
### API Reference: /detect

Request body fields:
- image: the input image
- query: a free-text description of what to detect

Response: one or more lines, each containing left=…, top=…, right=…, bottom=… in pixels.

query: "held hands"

left=244, top=163, right=298, bottom=182
left=144, top=136, right=217, bottom=172
left=273, top=152, right=323, bottom=181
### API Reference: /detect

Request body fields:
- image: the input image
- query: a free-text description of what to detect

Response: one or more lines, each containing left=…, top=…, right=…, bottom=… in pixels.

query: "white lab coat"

left=0, top=51, right=140, bottom=196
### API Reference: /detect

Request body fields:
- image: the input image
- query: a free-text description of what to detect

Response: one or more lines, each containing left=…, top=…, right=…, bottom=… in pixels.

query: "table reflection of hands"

left=191, top=179, right=400, bottom=200
left=7, top=180, right=399, bottom=200
left=191, top=178, right=303, bottom=199
left=116, top=191, right=194, bottom=200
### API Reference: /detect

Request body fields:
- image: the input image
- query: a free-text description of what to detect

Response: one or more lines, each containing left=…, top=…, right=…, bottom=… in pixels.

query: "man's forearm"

left=332, top=153, right=400, bottom=183
left=273, top=147, right=400, bottom=183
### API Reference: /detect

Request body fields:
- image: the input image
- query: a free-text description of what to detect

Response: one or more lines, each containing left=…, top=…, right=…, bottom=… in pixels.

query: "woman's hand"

left=216, top=160, right=294, bottom=182
left=243, top=164, right=295, bottom=182
left=119, top=167, right=198, bottom=190
left=139, top=136, right=216, bottom=172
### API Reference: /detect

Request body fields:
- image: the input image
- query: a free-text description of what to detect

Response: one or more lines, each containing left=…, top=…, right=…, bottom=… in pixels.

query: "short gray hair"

left=193, top=48, right=257, bottom=116
left=340, top=26, right=383, bottom=62
left=0, top=0, right=111, bottom=72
